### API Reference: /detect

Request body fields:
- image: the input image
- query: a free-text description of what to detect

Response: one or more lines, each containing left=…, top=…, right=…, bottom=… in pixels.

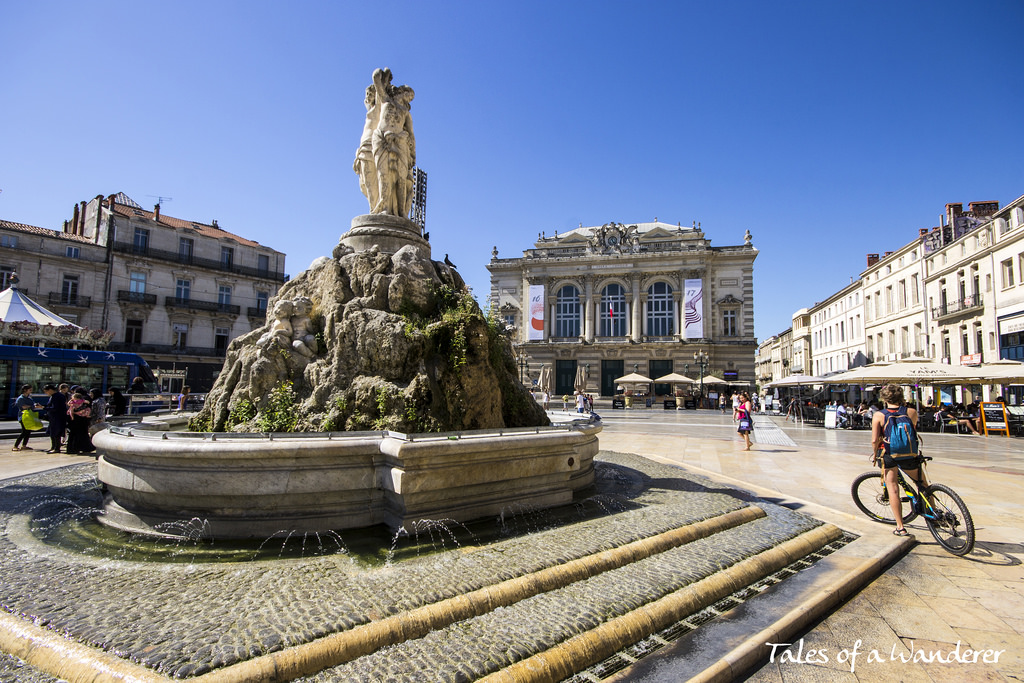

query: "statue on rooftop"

left=354, top=68, right=416, bottom=218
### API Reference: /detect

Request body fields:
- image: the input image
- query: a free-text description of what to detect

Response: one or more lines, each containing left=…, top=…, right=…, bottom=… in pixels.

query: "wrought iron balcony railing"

left=165, top=296, right=241, bottom=315
left=931, top=294, right=983, bottom=321
left=107, top=341, right=227, bottom=357
left=112, top=241, right=288, bottom=283
left=47, top=292, right=92, bottom=308
left=117, top=290, right=158, bottom=305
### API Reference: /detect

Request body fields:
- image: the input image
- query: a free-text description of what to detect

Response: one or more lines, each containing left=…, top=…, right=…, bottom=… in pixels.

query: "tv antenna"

left=147, top=195, right=173, bottom=206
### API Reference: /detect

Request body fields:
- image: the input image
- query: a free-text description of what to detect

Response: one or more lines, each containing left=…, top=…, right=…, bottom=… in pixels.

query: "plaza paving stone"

left=2, top=406, right=1020, bottom=681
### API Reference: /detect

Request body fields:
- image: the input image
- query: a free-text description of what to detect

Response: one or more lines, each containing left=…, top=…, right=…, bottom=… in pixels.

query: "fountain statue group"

left=354, top=67, right=416, bottom=218
left=94, top=68, right=597, bottom=539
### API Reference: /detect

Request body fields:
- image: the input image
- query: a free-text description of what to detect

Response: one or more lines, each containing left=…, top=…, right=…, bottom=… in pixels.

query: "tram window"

left=108, top=366, right=131, bottom=392
left=0, top=360, right=10, bottom=409
left=64, top=366, right=103, bottom=390
left=17, top=362, right=61, bottom=388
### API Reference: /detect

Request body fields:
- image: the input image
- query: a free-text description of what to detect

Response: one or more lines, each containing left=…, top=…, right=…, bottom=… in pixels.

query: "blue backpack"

left=883, top=407, right=919, bottom=455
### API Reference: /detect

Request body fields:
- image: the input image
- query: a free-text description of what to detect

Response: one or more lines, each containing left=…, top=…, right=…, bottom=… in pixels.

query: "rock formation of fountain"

left=94, top=68, right=596, bottom=539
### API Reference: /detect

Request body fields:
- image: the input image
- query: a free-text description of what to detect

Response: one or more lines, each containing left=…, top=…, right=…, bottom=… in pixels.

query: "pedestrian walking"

left=41, top=384, right=68, bottom=454
left=735, top=391, right=754, bottom=451
left=66, top=388, right=95, bottom=455
left=88, top=388, right=107, bottom=434
left=108, top=387, right=127, bottom=417
left=12, top=385, right=42, bottom=451
left=177, top=386, right=191, bottom=412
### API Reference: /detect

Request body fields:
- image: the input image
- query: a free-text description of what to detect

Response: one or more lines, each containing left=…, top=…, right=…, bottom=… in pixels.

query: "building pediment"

left=557, top=233, right=590, bottom=244
left=639, top=226, right=677, bottom=239
left=717, top=294, right=743, bottom=305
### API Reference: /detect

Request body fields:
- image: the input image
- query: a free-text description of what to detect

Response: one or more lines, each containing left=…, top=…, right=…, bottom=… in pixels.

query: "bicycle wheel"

left=923, top=484, right=975, bottom=556
left=851, top=471, right=917, bottom=525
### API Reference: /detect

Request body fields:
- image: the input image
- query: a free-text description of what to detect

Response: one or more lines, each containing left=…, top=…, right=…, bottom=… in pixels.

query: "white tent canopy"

left=653, top=372, right=696, bottom=384
left=821, top=360, right=978, bottom=385
left=765, top=374, right=825, bottom=388
left=614, top=372, right=653, bottom=384
left=964, top=360, right=1024, bottom=383
left=0, top=284, right=78, bottom=328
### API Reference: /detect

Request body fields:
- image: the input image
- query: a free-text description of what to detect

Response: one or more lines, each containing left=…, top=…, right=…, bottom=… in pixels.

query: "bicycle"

left=851, top=455, right=975, bottom=556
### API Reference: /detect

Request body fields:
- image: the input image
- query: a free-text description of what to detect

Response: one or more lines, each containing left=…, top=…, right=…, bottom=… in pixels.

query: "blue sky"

left=2, top=1, right=1022, bottom=338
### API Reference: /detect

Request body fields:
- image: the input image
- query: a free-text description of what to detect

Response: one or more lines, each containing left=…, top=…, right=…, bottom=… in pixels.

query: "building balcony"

left=112, top=241, right=288, bottom=283
left=931, top=294, right=983, bottom=321
left=47, top=292, right=92, bottom=308
left=165, top=296, right=241, bottom=315
left=117, top=290, right=158, bottom=305
left=247, top=306, right=267, bottom=320
left=107, top=342, right=227, bottom=358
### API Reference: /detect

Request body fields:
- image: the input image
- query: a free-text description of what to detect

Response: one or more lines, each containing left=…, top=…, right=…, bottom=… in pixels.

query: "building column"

left=631, top=276, right=642, bottom=342
left=520, top=275, right=530, bottom=344
left=584, top=278, right=595, bottom=343
left=673, top=292, right=682, bottom=338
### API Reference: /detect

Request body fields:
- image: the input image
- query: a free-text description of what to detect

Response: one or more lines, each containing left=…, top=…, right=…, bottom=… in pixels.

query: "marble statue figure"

left=360, top=68, right=416, bottom=218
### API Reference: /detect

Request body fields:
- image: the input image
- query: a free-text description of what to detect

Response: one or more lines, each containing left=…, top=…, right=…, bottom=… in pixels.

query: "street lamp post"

left=516, top=346, right=529, bottom=385
left=693, top=349, right=709, bottom=409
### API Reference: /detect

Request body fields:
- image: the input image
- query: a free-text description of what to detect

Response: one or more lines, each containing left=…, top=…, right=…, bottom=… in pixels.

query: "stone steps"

left=291, top=514, right=841, bottom=682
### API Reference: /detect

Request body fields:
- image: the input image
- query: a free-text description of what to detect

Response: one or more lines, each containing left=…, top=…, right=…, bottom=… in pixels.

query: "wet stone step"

left=295, top=511, right=828, bottom=682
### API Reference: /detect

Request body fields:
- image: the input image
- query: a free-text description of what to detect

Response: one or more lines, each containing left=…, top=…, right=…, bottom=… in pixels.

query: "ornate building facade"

left=1, top=193, right=287, bottom=391
left=487, top=221, right=757, bottom=397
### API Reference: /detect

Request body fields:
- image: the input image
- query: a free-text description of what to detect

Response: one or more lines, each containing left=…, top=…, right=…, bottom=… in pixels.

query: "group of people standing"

left=12, top=383, right=130, bottom=454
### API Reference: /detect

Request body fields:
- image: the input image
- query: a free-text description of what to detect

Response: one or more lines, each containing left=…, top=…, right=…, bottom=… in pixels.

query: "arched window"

left=600, top=284, right=626, bottom=337
left=646, top=282, right=674, bottom=336
left=554, top=285, right=580, bottom=338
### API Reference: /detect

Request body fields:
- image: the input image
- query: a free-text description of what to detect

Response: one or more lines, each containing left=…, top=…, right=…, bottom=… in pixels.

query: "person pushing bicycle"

left=871, top=383, right=927, bottom=536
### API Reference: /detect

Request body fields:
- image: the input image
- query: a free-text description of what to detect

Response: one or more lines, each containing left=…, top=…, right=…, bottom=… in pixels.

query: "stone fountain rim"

left=105, top=420, right=599, bottom=442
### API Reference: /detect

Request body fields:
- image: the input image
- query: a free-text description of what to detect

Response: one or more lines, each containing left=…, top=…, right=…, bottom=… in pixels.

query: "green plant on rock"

left=254, top=381, right=299, bottom=433
left=187, top=412, right=212, bottom=433
left=375, top=387, right=389, bottom=415
left=228, top=398, right=257, bottom=428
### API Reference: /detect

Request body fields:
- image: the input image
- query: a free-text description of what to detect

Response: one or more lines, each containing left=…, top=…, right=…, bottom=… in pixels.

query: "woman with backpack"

left=871, top=383, right=923, bottom=536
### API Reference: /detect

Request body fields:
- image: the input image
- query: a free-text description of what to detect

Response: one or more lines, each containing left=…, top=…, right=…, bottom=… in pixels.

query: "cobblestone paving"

left=0, top=453, right=822, bottom=680
left=0, top=653, right=64, bottom=683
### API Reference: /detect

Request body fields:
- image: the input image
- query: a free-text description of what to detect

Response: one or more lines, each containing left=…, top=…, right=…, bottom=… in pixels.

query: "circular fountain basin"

left=93, top=422, right=599, bottom=540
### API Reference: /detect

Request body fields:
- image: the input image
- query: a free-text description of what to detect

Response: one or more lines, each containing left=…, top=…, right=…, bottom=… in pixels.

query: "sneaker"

left=11, top=447, right=20, bottom=451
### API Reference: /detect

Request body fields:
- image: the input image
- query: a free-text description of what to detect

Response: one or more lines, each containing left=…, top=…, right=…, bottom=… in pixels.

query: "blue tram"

left=1, top=344, right=155, bottom=418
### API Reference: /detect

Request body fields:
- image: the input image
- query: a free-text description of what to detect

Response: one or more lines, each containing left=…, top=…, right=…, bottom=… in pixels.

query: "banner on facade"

left=528, top=285, right=545, bottom=340
left=683, top=279, right=703, bottom=339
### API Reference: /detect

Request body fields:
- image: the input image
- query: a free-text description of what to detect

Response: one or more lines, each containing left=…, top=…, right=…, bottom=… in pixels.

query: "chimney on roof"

left=946, top=203, right=963, bottom=227
left=969, top=201, right=999, bottom=217
left=866, top=253, right=880, bottom=267
left=79, top=202, right=87, bottom=235
left=71, top=203, right=80, bottom=234
left=919, top=228, right=929, bottom=236
left=154, top=204, right=160, bottom=221
left=212, top=219, right=218, bottom=228
left=884, top=251, right=894, bottom=258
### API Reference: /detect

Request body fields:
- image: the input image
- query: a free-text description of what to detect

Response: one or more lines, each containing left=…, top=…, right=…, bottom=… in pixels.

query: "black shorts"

left=882, top=452, right=922, bottom=470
